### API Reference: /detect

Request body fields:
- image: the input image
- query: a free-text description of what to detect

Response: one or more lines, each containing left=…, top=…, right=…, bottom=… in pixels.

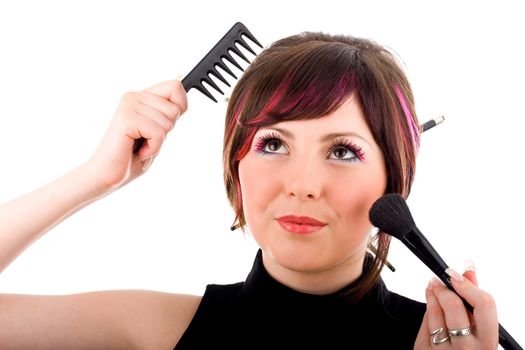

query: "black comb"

left=182, top=22, right=263, bottom=102
left=133, top=22, right=262, bottom=154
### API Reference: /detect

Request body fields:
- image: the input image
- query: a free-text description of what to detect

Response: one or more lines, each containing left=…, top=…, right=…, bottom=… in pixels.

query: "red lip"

left=277, top=215, right=327, bottom=226
left=276, top=215, right=327, bottom=234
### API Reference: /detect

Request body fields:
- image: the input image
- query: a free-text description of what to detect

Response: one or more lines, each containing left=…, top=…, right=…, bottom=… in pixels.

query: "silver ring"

left=448, top=327, right=472, bottom=337
left=431, top=327, right=450, bottom=345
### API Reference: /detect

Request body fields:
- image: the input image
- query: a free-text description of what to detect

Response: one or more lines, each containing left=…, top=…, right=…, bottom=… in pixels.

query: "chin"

left=263, top=242, right=346, bottom=273
left=253, top=221, right=368, bottom=273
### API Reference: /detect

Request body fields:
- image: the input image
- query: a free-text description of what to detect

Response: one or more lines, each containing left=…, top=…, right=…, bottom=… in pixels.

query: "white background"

left=1, top=0, right=523, bottom=346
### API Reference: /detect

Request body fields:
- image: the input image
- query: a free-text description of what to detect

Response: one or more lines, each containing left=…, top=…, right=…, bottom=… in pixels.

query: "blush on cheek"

left=240, top=161, right=276, bottom=200
left=239, top=157, right=279, bottom=227
left=336, top=181, right=384, bottom=229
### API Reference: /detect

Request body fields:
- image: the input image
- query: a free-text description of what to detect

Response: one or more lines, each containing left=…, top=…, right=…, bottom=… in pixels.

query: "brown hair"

left=223, top=32, right=420, bottom=300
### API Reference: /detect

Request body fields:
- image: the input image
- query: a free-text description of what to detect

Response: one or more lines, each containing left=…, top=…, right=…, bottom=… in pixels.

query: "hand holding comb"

left=132, top=22, right=262, bottom=153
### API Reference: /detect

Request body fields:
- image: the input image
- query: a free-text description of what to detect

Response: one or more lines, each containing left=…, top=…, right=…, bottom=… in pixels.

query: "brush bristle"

left=369, top=193, right=416, bottom=239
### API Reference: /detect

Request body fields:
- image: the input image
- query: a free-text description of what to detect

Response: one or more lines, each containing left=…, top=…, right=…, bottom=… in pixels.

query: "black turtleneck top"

left=175, top=250, right=425, bottom=349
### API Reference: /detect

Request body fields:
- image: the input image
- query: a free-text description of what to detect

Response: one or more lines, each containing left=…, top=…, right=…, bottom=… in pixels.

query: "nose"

left=283, top=157, right=322, bottom=201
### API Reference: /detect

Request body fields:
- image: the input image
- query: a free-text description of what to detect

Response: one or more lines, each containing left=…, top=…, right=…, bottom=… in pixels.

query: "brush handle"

left=401, top=229, right=522, bottom=350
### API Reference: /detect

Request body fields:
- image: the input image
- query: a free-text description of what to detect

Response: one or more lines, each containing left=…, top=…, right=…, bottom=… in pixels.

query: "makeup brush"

left=369, top=193, right=522, bottom=350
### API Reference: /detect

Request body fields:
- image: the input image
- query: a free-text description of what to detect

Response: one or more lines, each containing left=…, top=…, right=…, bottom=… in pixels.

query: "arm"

left=0, top=163, right=109, bottom=273
left=0, top=79, right=187, bottom=273
left=0, top=290, right=201, bottom=350
left=0, top=80, right=192, bottom=349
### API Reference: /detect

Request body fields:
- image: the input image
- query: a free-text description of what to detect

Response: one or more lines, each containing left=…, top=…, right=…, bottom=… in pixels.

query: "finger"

left=463, top=260, right=477, bottom=287
left=431, top=277, right=474, bottom=347
left=133, top=91, right=182, bottom=124
left=445, top=268, right=499, bottom=346
left=143, top=79, right=188, bottom=114
left=425, top=279, right=450, bottom=346
left=458, top=262, right=478, bottom=327
left=133, top=101, right=174, bottom=132
left=123, top=113, right=165, bottom=160
left=414, top=311, right=431, bottom=349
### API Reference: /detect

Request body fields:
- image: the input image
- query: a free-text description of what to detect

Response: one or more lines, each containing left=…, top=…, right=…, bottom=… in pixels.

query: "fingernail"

left=427, top=279, right=434, bottom=290
left=445, top=268, right=465, bottom=282
left=464, top=260, right=476, bottom=273
left=142, top=157, right=153, bottom=171
left=175, top=74, right=184, bottom=82
left=430, top=276, right=442, bottom=287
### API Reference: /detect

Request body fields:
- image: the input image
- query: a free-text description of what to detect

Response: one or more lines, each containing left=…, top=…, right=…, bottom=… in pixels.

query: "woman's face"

left=238, top=94, right=387, bottom=276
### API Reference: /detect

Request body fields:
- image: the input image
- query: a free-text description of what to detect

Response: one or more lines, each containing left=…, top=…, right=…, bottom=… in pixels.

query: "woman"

left=0, top=32, right=498, bottom=349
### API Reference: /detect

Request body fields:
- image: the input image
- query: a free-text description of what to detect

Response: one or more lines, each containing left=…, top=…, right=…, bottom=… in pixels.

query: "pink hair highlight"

left=234, top=128, right=257, bottom=162
left=394, top=85, right=420, bottom=152
left=234, top=72, right=356, bottom=163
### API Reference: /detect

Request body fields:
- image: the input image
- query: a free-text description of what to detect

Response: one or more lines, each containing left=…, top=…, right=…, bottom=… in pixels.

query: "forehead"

left=256, top=95, right=372, bottom=138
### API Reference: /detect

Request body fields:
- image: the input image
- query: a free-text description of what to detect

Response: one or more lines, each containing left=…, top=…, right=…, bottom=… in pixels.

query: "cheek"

left=331, top=171, right=386, bottom=231
left=238, top=157, right=278, bottom=227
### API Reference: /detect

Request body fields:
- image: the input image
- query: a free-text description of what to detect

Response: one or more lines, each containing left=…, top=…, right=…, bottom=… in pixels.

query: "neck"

left=261, top=250, right=366, bottom=295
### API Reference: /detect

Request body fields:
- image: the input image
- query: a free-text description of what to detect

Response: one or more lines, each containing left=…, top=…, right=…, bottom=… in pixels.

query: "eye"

left=253, top=132, right=287, bottom=155
left=326, top=137, right=365, bottom=163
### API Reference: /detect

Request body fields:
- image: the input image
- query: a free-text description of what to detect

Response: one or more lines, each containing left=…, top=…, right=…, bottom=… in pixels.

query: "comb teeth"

left=223, top=52, right=245, bottom=72
left=181, top=22, right=263, bottom=103
left=237, top=36, right=258, bottom=56
left=228, top=45, right=250, bottom=64
left=201, top=76, right=223, bottom=96
left=209, top=68, right=231, bottom=87
left=215, top=60, right=237, bottom=80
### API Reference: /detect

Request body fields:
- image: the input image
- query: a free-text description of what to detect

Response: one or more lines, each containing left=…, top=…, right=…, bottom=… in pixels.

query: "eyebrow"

left=261, top=127, right=373, bottom=148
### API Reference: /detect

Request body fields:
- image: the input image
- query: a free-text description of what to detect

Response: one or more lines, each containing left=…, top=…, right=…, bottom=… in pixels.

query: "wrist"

left=76, top=160, right=117, bottom=199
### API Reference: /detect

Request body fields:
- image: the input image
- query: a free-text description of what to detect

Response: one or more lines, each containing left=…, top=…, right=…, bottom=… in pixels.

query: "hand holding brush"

left=369, top=193, right=522, bottom=349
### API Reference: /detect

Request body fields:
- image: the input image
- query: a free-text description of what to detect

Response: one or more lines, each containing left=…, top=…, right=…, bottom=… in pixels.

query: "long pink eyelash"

left=328, top=137, right=365, bottom=161
left=254, top=133, right=365, bottom=161
left=253, top=132, right=280, bottom=152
